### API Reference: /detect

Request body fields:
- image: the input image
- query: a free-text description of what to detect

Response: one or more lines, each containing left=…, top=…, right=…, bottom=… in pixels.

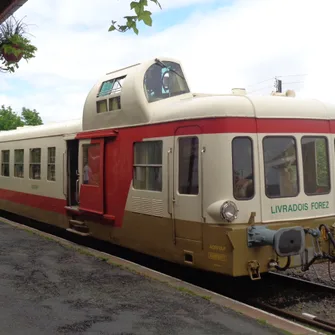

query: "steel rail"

left=253, top=301, right=335, bottom=334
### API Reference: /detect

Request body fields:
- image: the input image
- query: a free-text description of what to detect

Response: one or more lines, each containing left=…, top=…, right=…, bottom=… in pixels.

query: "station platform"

left=0, top=219, right=318, bottom=335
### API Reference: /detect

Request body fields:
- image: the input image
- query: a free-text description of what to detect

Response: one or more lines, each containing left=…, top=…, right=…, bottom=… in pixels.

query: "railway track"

left=251, top=272, right=335, bottom=334
left=1, top=211, right=335, bottom=334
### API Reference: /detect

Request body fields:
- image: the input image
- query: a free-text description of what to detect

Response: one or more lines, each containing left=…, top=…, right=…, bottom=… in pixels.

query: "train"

left=0, top=56, right=334, bottom=280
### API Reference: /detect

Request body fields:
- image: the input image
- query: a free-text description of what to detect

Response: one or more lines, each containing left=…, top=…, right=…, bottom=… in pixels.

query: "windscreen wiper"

left=154, top=58, right=185, bottom=80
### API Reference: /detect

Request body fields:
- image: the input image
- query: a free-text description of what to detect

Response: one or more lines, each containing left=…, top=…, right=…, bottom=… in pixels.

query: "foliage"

left=315, top=139, right=329, bottom=186
left=0, top=16, right=37, bottom=73
left=109, top=0, right=161, bottom=35
left=21, top=107, right=43, bottom=126
left=0, top=105, right=43, bottom=131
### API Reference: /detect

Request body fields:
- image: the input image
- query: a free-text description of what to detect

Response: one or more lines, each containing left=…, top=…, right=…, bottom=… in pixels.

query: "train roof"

left=0, top=119, right=82, bottom=142
left=2, top=56, right=335, bottom=142
left=81, top=56, right=335, bottom=133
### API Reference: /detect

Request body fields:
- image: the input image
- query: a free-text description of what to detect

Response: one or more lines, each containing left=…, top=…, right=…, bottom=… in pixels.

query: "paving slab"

left=0, top=220, right=316, bottom=335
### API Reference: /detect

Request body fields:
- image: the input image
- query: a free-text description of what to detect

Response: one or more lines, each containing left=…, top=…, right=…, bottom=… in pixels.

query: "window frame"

left=262, top=135, right=300, bottom=199
left=178, top=136, right=199, bottom=196
left=231, top=136, right=255, bottom=201
left=1, top=150, right=10, bottom=177
left=14, top=149, right=24, bottom=178
left=47, top=147, right=56, bottom=182
left=82, top=143, right=101, bottom=187
left=143, top=61, right=190, bottom=103
left=132, top=140, right=163, bottom=192
left=301, top=135, right=331, bottom=196
left=29, top=148, right=41, bottom=180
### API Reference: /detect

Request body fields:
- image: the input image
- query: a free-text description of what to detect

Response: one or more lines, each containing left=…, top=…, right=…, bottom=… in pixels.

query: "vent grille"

left=131, top=196, right=163, bottom=217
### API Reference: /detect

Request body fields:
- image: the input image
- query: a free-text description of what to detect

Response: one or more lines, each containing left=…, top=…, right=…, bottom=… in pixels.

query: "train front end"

left=201, top=96, right=335, bottom=280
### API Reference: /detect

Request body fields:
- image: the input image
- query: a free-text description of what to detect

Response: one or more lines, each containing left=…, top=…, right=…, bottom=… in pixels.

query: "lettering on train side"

left=209, top=245, right=226, bottom=252
left=208, top=252, right=227, bottom=262
left=271, top=201, right=329, bottom=214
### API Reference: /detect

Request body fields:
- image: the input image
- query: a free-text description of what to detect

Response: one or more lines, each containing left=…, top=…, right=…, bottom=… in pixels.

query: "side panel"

left=0, top=135, right=68, bottom=227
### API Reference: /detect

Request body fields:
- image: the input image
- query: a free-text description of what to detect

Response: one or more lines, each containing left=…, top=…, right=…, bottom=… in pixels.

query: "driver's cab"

left=143, top=61, right=190, bottom=103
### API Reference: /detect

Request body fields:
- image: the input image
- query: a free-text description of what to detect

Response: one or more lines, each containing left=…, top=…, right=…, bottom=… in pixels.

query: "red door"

left=79, top=138, right=104, bottom=215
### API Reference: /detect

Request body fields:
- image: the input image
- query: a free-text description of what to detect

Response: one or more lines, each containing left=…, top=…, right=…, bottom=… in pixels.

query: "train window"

left=47, top=147, right=56, bottom=181
left=1, top=150, right=10, bottom=177
left=97, top=76, right=126, bottom=98
left=97, top=100, right=107, bottom=113
left=301, top=136, right=330, bottom=195
left=109, top=96, right=121, bottom=111
left=14, top=149, right=24, bottom=178
left=232, top=137, right=254, bottom=200
left=178, top=137, right=199, bottom=195
left=143, top=61, right=190, bottom=103
left=263, top=136, right=299, bottom=198
left=133, top=141, right=162, bottom=191
left=29, top=148, right=41, bottom=180
left=82, top=144, right=100, bottom=186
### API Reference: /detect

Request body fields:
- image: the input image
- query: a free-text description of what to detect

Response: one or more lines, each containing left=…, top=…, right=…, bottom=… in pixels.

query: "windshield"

left=143, top=61, right=190, bottom=103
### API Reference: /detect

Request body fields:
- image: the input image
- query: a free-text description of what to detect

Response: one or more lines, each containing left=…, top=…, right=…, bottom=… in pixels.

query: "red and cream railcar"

left=0, top=57, right=334, bottom=280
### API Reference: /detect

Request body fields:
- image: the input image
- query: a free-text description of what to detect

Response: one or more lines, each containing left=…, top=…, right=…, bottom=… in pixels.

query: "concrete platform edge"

left=0, top=217, right=324, bottom=335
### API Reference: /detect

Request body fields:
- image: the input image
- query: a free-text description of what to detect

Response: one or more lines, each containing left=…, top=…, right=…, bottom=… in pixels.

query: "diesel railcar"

left=0, top=57, right=334, bottom=280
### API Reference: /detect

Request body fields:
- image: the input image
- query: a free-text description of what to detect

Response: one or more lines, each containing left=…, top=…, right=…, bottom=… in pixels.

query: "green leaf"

left=130, top=1, right=142, bottom=16
left=108, top=0, right=161, bottom=34
left=150, top=0, right=162, bottom=9
left=130, top=1, right=139, bottom=9
left=139, top=10, right=152, bottom=26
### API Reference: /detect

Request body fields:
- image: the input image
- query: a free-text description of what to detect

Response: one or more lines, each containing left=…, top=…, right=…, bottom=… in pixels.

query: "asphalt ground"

left=0, top=220, right=314, bottom=335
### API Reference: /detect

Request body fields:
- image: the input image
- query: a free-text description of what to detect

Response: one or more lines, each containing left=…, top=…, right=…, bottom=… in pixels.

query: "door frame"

left=78, top=138, right=105, bottom=215
left=172, top=125, right=203, bottom=241
left=65, top=139, right=79, bottom=207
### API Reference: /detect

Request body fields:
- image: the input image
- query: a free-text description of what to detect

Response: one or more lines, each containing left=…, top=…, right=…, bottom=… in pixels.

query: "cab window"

left=143, top=61, right=190, bottom=103
left=302, top=136, right=330, bottom=195
left=263, top=136, right=299, bottom=198
left=232, top=137, right=254, bottom=200
left=178, top=137, right=199, bottom=195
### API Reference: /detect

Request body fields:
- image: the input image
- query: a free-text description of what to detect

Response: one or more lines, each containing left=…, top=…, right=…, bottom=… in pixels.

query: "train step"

left=66, top=228, right=91, bottom=237
left=68, top=219, right=91, bottom=236
left=70, top=219, right=86, bottom=226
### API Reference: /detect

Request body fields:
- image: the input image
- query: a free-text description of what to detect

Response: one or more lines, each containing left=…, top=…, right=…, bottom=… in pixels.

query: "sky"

left=1, top=0, right=335, bottom=124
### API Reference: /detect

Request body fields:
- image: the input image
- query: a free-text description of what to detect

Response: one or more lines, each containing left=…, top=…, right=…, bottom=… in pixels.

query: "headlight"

left=220, top=201, right=238, bottom=222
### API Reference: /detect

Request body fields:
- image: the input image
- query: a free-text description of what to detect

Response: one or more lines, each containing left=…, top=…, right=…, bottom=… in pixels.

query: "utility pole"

left=275, top=77, right=282, bottom=93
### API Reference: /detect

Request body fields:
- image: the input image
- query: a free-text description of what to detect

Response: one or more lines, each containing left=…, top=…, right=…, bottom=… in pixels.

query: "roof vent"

left=271, top=89, right=296, bottom=98
left=232, top=88, right=247, bottom=95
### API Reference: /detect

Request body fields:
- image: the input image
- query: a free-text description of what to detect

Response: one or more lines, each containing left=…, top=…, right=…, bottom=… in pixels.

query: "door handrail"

left=167, top=148, right=172, bottom=216
left=62, top=151, right=67, bottom=198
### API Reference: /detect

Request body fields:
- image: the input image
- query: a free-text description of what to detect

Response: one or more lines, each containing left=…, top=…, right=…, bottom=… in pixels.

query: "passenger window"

left=301, top=136, right=330, bottom=195
left=1, top=150, right=10, bottom=177
left=133, top=141, right=162, bottom=191
left=178, top=137, right=199, bottom=195
left=47, top=147, right=56, bottom=181
left=263, top=136, right=299, bottom=198
left=232, top=137, right=254, bottom=200
left=14, top=149, right=24, bottom=178
left=82, top=144, right=100, bottom=186
left=29, top=148, right=41, bottom=180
